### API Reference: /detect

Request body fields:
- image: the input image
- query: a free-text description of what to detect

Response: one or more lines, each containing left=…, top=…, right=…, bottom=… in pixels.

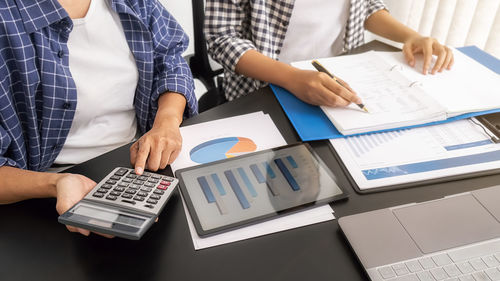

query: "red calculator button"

left=157, top=185, right=168, bottom=190
left=160, top=181, right=171, bottom=186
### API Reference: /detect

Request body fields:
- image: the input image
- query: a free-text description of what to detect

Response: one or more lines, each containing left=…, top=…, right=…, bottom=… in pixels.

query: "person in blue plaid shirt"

left=205, top=0, right=454, bottom=106
left=0, top=0, right=197, bottom=237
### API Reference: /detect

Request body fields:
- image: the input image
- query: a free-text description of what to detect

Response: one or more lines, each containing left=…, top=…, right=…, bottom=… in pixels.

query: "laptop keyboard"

left=377, top=247, right=500, bottom=281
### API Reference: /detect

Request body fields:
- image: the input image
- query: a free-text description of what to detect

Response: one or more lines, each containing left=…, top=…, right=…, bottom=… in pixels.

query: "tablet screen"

left=176, top=143, right=347, bottom=236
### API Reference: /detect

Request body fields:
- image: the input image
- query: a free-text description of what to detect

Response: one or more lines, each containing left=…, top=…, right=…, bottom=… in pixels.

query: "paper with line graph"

left=329, top=119, right=500, bottom=190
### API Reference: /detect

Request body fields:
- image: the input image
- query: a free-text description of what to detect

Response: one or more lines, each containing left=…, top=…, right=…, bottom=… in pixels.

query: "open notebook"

left=292, top=49, right=500, bottom=135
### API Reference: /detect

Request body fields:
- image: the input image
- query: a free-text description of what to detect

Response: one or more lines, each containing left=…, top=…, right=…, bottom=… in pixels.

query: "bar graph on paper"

left=195, top=156, right=301, bottom=214
left=345, top=130, right=409, bottom=157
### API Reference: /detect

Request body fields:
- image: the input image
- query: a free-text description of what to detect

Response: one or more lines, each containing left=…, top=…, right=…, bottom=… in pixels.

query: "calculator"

left=58, top=167, right=178, bottom=240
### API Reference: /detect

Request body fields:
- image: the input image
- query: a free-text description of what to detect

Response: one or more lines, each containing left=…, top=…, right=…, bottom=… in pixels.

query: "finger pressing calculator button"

left=146, top=199, right=158, bottom=204
left=153, top=190, right=165, bottom=195
left=106, top=195, right=118, bottom=201
left=93, top=192, right=105, bottom=198
left=133, top=195, right=145, bottom=201
left=121, top=199, right=136, bottom=205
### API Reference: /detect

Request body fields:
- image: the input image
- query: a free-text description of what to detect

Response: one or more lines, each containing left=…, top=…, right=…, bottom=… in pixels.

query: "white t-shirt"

left=54, top=0, right=139, bottom=164
left=278, top=0, right=350, bottom=64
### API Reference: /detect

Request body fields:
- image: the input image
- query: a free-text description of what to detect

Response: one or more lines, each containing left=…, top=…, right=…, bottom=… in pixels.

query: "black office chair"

left=187, top=0, right=226, bottom=113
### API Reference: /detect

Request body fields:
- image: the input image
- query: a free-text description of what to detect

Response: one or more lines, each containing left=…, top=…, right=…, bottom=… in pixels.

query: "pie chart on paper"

left=189, top=137, right=257, bottom=164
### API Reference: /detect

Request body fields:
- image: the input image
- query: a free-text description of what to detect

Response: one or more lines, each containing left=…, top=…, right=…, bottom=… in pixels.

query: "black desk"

left=2, top=41, right=500, bottom=281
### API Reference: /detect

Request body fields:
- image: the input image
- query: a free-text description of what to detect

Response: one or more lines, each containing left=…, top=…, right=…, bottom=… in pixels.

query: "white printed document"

left=329, top=119, right=500, bottom=190
left=292, top=50, right=500, bottom=135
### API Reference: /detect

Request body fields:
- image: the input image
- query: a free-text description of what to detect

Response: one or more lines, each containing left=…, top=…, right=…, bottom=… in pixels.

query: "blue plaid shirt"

left=0, top=0, right=198, bottom=171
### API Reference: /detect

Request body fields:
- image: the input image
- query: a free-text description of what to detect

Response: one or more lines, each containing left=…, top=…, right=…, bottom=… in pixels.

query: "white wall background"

left=161, top=0, right=499, bottom=59
left=374, top=0, right=500, bottom=58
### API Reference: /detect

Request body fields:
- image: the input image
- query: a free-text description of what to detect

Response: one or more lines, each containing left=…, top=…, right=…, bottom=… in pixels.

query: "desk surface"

left=2, top=41, right=500, bottom=281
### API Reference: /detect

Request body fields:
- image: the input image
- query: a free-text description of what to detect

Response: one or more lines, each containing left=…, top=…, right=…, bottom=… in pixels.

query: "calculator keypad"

left=86, top=167, right=178, bottom=214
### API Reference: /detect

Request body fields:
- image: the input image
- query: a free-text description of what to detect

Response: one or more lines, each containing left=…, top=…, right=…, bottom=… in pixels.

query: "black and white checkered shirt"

left=205, top=0, right=387, bottom=100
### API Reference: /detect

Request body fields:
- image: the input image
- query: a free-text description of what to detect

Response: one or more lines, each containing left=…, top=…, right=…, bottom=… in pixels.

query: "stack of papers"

left=172, top=112, right=336, bottom=249
left=291, top=50, right=500, bottom=135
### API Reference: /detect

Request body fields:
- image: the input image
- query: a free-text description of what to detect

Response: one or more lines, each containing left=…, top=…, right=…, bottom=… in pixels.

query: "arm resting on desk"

left=235, top=50, right=362, bottom=107
left=0, top=166, right=99, bottom=236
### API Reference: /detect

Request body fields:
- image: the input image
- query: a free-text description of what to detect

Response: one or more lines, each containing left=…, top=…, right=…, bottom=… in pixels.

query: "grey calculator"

left=58, top=167, right=178, bottom=240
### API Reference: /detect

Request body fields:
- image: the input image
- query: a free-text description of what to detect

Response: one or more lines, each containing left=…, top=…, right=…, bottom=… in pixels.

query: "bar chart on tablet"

left=194, top=155, right=303, bottom=214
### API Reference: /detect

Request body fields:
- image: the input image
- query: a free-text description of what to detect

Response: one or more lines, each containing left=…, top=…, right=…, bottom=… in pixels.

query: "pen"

left=311, top=60, right=369, bottom=113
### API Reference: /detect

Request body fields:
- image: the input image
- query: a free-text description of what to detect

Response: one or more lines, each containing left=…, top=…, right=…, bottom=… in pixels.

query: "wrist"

left=51, top=173, right=69, bottom=197
left=277, top=64, right=300, bottom=90
left=153, top=113, right=182, bottom=130
left=402, top=32, right=422, bottom=44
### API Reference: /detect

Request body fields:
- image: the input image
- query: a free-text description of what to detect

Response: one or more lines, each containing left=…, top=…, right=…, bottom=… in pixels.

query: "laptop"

left=339, top=185, right=500, bottom=281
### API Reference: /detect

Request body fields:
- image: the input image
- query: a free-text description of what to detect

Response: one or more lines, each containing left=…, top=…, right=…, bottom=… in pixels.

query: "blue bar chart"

left=196, top=156, right=303, bottom=213
left=262, top=162, right=276, bottom=178
left=274, top=158, right=301, bottom=191
left=224, top=170, right=250, bottom=209
left=197, top=176, right=216, bottom=203
left=210, top=173, right=226, bottom=195
left=237, top=168, right=258, bottom=197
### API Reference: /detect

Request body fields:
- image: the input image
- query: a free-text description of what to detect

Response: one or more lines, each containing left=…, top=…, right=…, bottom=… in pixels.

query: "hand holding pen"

left=311, top=60, right=369, bottom=113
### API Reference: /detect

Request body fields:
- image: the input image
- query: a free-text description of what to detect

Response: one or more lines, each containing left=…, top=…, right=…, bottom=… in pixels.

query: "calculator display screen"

left=74, top=205, right=146, bottom=227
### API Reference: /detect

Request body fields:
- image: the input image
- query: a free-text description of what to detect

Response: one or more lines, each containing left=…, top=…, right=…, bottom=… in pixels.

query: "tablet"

left=175, top=143, right=347, bottom=236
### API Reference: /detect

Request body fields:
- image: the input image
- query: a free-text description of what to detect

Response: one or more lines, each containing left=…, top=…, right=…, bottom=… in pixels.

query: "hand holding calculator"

left=58, top=167, right=178, bottom=240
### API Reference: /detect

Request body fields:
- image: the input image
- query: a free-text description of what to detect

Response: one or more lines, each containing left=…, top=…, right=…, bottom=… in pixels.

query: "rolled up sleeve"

left=148, top=1, right=198, bottom=118
left=367, top=0, right=388, bottom=17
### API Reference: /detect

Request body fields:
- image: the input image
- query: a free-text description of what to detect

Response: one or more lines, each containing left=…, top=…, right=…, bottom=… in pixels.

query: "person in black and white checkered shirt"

left=205, top=0, right=454, bottom=107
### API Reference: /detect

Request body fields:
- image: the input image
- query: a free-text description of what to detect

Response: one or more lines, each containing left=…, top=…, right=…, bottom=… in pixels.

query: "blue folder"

left=271, top=46, right=500, bottom=141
